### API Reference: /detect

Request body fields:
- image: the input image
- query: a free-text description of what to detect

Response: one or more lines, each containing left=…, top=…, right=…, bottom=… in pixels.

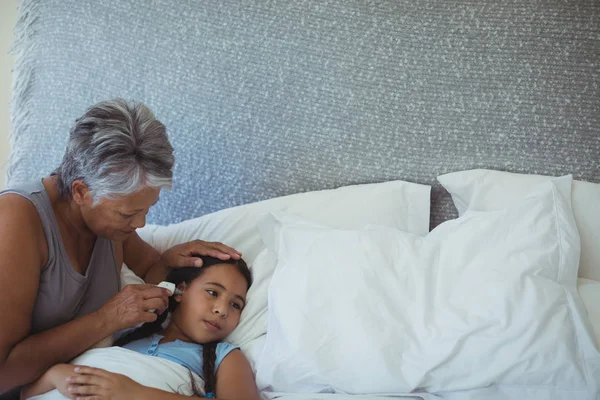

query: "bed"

left=9, top=1, right=600, bottom=399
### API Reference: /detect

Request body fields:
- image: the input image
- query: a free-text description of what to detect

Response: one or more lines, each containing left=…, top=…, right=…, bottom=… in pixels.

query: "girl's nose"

left=213, top=300, right=228, bottom=317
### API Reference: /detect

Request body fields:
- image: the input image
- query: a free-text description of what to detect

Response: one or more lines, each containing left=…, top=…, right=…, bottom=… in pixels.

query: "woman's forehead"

left=104, top=186, right=160, bottom=209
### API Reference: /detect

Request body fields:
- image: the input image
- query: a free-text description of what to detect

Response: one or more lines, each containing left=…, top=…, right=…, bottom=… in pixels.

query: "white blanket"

left=262, top=394, right=440, bottom=400
left=28, top=347, right=203, bottom=399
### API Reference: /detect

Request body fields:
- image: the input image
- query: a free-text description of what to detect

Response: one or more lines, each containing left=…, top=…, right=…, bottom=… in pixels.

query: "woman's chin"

left=107, top=229, right=136, bottom=241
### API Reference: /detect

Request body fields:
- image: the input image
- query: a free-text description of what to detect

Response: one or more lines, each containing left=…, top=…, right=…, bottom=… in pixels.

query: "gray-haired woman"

left=0, top=99, right=241, bottom=396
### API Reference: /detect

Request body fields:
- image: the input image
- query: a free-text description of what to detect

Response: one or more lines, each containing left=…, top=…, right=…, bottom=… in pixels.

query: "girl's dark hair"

left=114, top=256, right=252, bottom=397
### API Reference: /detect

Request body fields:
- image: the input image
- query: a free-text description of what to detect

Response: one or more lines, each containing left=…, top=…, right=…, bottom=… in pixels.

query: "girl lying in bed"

left=21, top=257, right=259, bottom=400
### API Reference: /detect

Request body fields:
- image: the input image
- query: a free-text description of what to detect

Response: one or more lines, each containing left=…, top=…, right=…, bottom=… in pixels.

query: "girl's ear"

left=173, top=282, right=187, bottom=303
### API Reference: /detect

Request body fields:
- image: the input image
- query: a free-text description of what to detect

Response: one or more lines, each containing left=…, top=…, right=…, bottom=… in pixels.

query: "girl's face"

left=167, top=264, right=249, bottom=344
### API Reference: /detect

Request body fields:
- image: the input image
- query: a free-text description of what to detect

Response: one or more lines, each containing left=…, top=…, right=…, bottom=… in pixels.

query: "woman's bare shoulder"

left=0, top=192, right=44, bottom=227
left=0, top=193, right=48, bottom=265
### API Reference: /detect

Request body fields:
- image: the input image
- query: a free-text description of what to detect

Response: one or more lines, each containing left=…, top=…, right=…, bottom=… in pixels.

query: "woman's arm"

left=1, top=310, right=116, bottom=394
left=20, top=367, right=56, bottom=399
left=0, top=283, right=169, bottom=394
left=0, top=196, right=171, bottom=393
left=0, top=196, right=113, bottom=394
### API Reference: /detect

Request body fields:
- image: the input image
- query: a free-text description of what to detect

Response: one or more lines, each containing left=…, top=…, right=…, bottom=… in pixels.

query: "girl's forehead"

left=195, top=264, right=234, bottom=280
left=193, top=264, right=248, bottom=293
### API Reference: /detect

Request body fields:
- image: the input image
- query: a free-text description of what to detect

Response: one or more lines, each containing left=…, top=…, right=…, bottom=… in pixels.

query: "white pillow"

left=136, top=180, right=431, bottom=348
left=578, top=278, right=600, bottom=349
left=255, top=176, right=600, bottom=399
left=437, top=169, right=600, bottom=281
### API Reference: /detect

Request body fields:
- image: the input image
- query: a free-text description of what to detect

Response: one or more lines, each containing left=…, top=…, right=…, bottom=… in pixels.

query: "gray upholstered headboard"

left=9, top=0, right=599, bottom=228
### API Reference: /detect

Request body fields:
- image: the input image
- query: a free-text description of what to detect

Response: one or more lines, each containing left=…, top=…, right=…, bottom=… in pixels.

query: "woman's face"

left=169, top=264, right=249, bottom=344
left=79, top=185, right=160, bottom=241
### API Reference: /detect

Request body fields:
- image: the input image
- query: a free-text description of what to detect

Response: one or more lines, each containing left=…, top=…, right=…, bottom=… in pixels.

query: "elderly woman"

left=0, top=99, right=241, bottom=396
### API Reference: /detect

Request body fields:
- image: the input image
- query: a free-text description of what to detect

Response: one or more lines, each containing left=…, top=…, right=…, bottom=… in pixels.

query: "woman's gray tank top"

left=0, top=180, right=120, bottom=334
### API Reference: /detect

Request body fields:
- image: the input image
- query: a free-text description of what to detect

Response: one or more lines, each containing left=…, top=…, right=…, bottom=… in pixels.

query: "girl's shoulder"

left=216, top=342, right=240, bottom=363
left=216, top=341, right=238, bottom=352
left=215, top=341, right=240, bottom=366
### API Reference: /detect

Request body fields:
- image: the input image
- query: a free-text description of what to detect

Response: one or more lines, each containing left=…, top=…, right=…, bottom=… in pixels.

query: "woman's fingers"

left=128, top=283, right=165, bottom=291
left=140, top=286, right=171, bottom=301
left=99, top=284, right=170, bottom=330
left=191, top=240, right=242, bottom=258
left=163, top=240, right=243, bottom=269
left=142, top=297, right=168, bottom=313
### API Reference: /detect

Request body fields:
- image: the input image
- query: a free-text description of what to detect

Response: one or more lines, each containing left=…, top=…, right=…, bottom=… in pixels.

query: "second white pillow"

left=255, top=176, right=600, bottom=399
left=437, top=168, right=600, bottom=281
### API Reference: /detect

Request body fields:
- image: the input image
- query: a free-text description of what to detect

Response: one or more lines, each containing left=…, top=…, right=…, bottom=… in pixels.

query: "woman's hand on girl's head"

left=161, top=240, right=242, bottom=268
left=66, top=366, right=142, bottom=400
left=96, top=284, right=171, bottom=332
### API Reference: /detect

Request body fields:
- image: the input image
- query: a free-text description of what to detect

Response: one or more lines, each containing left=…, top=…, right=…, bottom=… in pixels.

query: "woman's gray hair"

left=54, top=99, right=175, bottom=202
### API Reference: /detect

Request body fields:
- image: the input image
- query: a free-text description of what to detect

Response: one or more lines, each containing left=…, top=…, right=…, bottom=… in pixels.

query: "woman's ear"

left=71, top=180, right=93, bottom=206
left=173, top=282, right=187, bottom=303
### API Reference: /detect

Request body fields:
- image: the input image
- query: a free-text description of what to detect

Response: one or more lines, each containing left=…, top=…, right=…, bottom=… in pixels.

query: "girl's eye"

left=231, top=302, right=242, bottom=310
left=206, top=290, right=218, bottom=297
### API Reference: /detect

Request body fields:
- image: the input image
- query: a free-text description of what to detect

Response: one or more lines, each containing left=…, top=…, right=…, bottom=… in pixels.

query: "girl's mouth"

left=204, top=320, right=221, bottom=331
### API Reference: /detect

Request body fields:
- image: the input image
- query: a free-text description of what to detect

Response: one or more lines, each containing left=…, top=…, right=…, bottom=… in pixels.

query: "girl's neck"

left=159, top=321, right=195, bottom=345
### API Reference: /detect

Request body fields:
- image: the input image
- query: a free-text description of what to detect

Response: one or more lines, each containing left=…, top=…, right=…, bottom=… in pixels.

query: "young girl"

left=21, top=257, right=259, bottom=400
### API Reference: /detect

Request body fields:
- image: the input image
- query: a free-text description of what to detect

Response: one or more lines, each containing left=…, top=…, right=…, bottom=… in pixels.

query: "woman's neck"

left=44, top=176, right=95, bottom=241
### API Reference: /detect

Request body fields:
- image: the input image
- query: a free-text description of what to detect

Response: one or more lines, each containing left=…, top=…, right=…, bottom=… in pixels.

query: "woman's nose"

left=130, top=213, right=146, bottom=229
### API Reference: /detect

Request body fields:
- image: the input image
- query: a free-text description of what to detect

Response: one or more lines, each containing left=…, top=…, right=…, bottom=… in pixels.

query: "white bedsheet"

left=115, top=271, right=600, bottom=400
left=262, top=394, right=439, bottom=400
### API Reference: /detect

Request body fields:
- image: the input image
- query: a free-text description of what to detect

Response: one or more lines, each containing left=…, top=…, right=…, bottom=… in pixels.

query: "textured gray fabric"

left=9, top=0, right=599, bottom=228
